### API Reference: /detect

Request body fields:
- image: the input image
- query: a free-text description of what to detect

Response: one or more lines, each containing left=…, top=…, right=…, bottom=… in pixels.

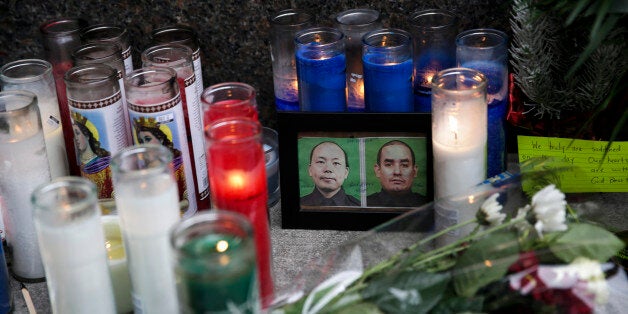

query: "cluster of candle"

left=0, top=17, right=279, bottom=313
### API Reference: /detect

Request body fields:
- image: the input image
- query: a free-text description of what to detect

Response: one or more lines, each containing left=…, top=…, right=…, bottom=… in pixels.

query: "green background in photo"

left=298, top=137, right=361, bottom=199
left=364, top=137, right=428, bottom=196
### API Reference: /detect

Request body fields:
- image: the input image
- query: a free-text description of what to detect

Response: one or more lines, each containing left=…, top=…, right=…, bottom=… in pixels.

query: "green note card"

left=517, top=136, right=628, bottom=193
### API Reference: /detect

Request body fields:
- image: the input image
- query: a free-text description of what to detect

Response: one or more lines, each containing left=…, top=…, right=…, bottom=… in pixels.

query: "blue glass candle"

left=409, top=9, right=457, bottom=112
left=0, top=244, right=10, bottom=313
left=362, top=28, right=413, bottom=112
left=295, top=27, right=347, bottom=112
left=456, top=29, right=508, bottom=177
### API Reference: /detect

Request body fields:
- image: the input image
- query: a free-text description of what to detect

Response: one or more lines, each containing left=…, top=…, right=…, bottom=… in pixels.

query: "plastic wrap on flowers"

left=270, top=165, right=627, bottom=314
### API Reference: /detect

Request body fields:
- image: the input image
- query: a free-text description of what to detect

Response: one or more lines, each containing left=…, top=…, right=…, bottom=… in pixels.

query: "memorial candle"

left=263, top=127, right=280, bottom=206
left=295, top=27, right=347, bottom=112
left=81, top=24, right=135, bottom=74
left=205, top=118, right=273, bottom=307
left=31, top=177, right=116, bottom=313
left=201, top=82, right=259, bottom=124
left=362, top=28, right=414, bottom=112
left=102, top=215, right=133, bottom=314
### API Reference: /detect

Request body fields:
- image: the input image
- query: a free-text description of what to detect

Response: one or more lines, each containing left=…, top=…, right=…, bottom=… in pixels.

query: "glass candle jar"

left=81, top=24, right=134, bottom=74
left=31, top=177, right=116, bottom=313
left=110, top=144, right=181, bottom=313
left=295, top=27, right=347, bottom=112
left=64, top=64, right=131, bottom=200
left=408, top=9, right=458, bottom=112
left=124, top=66, right=198, bottom=217
left=0, top=90, right=51, bottom=281
left=456, top=29, right=509, bottom=178
left=269, top=9, right=314, bottom=111
left=334, top=8, right=382, bottom=112
left=0, top=59, right=69, bottom=179
left=0, top=243, right=10, bottom=312
left=205, top=118, right=273, bottom=306
left=171, top=211, right=259, bottom=313
left=101, top=215, right=133, bottom=314
left=263, top=127, right=280, bottom=207
left=201, top=82, right=259, bottom=125
left=142, top=43, right=210, bottom=211
left=362, top=28, right=414, bottom=112
left=39, top=18, right=87, bottom=176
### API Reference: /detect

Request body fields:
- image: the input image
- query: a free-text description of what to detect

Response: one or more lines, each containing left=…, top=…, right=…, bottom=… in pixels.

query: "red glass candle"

left=201, top=82, right=259, bottom=125
left=205, top=118, right=273, bottom=306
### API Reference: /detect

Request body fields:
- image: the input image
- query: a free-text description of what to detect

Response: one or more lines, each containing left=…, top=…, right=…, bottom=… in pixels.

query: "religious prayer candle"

left=64, top=64, right=132, bottom=200
left=432, top=68, right=487, bottom=245
left=102, top=215, right=134, bottom=314
left=263, top=127, right=281, bottom=206
left=124, top=66, right=198, bottom=216
left=295, top=27, right=347, bottom=112
left=142, top=44, right=210, bottom=211
left=172, top=211, right=259, bottom=313
left=111, top=144, right=181, bottom=313
left=408, top=9, right=457, bottom=112
left=456, top=29, right=509, bottom=178
left=0, top=59, right=69, bottom=179
left=201, top=82, right=259, bottom=125
left=334, top=8, right=382, bottom=112
left=81, top=24, right=135, bottom=74
left=40, top=18, right=87, bottom=176
left=362, top=28, right=414, bottom=112
left=0, top=91, right=50, bottom=281
left=205, top=118, right=274, bottom=306
left=31, top=177, right=116, bottom=313
left=270, top=9, right=314, bottom=111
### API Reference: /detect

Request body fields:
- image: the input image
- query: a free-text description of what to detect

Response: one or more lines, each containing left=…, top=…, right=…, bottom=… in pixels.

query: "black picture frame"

left=278, top=112, right=433, bottom=231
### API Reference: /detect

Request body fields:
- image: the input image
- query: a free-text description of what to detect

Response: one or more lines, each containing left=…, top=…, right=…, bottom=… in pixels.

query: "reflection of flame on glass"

left=314, top=33, right=322, bottom=43
left=358, top=80, right=364, bottom=99
left=216, top=240, right=229, bottom=253
left=381, top=35, right=388, bottom=47
left=291, top=79, right=299, bottom=93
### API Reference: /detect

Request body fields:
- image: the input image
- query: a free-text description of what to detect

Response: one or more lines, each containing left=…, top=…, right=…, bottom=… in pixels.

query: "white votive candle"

left=111, top=144, right=181, bottom=313
left=102, top=215, right=133, bottom=314
left=32, top=177, right=116, bottom=313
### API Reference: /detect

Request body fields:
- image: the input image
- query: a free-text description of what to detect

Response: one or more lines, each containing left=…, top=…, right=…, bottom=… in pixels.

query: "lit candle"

left=295, top=27, right=347, bottom=112
left=111, top=144, right=181, bottom=313
left=31, top=177, right=116, bottom=313
left=432, top=68, right=487, bottom=244
left=172, top=211, right=259, bottom=313
left=102, top=215, right=133, bottom=314
left=205, top=118, right=274, bottom=307
left=362, top=28, right=414, bottom=112
left=201, top=82, right=259, bottom=124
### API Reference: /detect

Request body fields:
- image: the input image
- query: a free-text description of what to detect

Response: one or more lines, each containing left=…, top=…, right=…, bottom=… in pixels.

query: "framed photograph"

left=278, top=112, right=433, bottom=231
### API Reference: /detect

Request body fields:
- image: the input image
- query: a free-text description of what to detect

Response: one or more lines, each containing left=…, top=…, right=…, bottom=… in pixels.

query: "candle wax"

left=363, top=56, right=413, bottom=112
left=273, top=76, right=299, bottom=111
left=296, top=51, right=346, bottom=112
left=103, top=218, right=133, bottom=314
left=178, top=234, right=257, bottom=313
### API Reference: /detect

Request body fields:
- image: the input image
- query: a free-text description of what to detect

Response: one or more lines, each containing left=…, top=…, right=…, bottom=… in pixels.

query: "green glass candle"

left=172, top=211, right=259, bottom=314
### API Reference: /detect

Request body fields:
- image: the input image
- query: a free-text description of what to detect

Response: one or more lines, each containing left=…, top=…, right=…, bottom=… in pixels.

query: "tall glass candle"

left=0, top=59, right=69, bottom=179
left=205, top=118, right=273, bottom=306
left=31, top=177, right=116, bottom=313
left=269, top=9, right=314, bottom=111
left=201, top=82, right=259, bottom=124
left=408, top=9, right=458, bottom=112
left=72, top=43, right=132, bottom=145
left=171, top=211, right=259, bottom=313
left=362, top=28, right=414, bottom=112
left=432, top=68, right=487, bottom=245
left=0, top=90, right=50, bottom=281
left=151, top=25, right=204, bottom=102
left=111, top=144, right=181, bottom=313
left=64, top=64, right=132, bottom=200
left=40, top=18, right=87, bottom=176
left=81, top=24, right=134, bottom=74
left=142, top=44, right=210, bottom=211
left=335, top=8, right=382, bottom=112
left=263, top=127, right=280, bottom=207
left=101, top=215, right=133, bottom=314
left=456, top=29, right=509, bottom=178
left=124, top=67, right=198, bottom=216
left=295, top=27, right=346, bottom=112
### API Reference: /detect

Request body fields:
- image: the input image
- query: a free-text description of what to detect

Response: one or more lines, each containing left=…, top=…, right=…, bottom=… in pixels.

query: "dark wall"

left=0, top=0, right=511, bottom=127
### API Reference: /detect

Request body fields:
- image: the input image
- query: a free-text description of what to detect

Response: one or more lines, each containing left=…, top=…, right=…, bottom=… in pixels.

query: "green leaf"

left=550, top=223, right=625, bottom=262
left=362, top=271, right=451, bottom=314
left=335, top=302, right=384, bottom=314
left=453, top=231, right=520, bottom=297
left=431, top=295, right=484, bottom=314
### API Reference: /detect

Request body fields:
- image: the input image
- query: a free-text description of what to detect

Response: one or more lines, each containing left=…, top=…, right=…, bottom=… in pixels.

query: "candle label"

left=192, top=48, right=203, bottom=99
left=127, top=95, right=198, bottom=216
left=518, top=136, right=628, bottom=192
left=122, top=46, right=133, bottom=74
left=69, top=91, right=131, bottom=199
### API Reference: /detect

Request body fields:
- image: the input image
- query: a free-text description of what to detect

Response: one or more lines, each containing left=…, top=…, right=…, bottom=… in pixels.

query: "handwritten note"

left=518, top=136, right=628, bottom=192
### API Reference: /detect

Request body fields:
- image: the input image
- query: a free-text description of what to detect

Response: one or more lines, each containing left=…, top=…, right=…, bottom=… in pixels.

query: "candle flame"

left=468, top=195, right=475, bottom=204
left=216, top=240, right=229, bottom=253
left=227, top=171, right=246, bottom=190
left=314, top=34, right=322, bottom=43
left=484, top=259, right=493, bottom=267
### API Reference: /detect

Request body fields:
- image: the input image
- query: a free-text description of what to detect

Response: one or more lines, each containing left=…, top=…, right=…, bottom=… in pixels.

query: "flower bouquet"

left=270, top=166, right=627, bottom=313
